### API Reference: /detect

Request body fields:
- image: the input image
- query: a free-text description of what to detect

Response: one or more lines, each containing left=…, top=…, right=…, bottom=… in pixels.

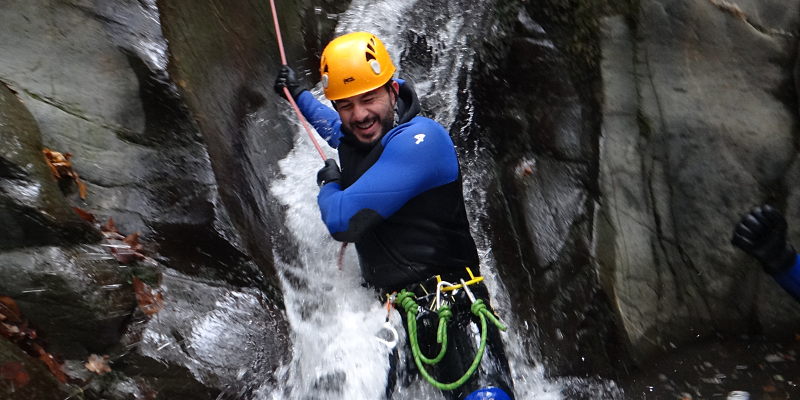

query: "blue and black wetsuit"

left=295, top=80, right=514, bottom=399
left=774, top=254, right=800, bottom=301
left=296, top=80, right=479, bottom=291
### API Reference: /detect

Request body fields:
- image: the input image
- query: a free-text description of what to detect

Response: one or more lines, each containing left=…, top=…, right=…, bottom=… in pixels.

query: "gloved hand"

left=274, top=65, right=307, bottom=100
left=732, top=204, right=797, bottom=274
left=317, top=158, right=341, bottom=187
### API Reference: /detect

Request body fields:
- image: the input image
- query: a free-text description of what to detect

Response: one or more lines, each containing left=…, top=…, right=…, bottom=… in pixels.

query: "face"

left=336, top=81, right=399, bottom=144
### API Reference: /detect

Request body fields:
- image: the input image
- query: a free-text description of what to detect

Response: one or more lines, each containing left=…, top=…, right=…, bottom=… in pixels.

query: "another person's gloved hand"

left=317, top=158, right=341, bottom=187
left=274, top=65, right=307, bottom=100
left=732, top=204, right=797, bottom=274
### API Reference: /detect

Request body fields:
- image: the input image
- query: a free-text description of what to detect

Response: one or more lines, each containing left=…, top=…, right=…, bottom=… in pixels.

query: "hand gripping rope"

left=268, top=0, right=327, bottom=161
left=268, top=0, right=352, bottom=266
left=392, top=270, right=508, bottom=391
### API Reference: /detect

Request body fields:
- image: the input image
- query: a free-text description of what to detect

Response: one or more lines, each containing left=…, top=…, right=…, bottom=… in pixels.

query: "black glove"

left=274, top=65, right=307, bottom=100
left=732, top=204, right=796, bottom=274
left=317, top=158, right=341, bottom=187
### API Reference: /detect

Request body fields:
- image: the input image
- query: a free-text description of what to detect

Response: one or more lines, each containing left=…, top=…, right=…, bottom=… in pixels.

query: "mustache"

left=353, top=116, right=377, bottom=125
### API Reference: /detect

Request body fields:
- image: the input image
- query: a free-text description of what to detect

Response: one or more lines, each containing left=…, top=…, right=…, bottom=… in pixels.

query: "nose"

left=351, top=103, right=370, bottom=121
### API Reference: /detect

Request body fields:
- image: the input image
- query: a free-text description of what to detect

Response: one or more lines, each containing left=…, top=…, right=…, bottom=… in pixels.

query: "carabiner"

left=375, top=320, right=398, bottom=349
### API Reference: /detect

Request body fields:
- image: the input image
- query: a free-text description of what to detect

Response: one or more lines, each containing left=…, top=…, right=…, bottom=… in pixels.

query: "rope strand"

left=268, top=0, right=327, bottom=161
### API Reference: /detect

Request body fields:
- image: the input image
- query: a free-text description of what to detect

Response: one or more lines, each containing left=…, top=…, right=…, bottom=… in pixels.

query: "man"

left=732, top=204, right=800, bottom=301
left=275, top=32, right=514, bottom=400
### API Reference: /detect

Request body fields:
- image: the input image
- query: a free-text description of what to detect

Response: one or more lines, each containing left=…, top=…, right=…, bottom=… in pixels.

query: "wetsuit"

left=295, top=80, right=514, bottom=399
left=774, top=254, right=800, bottom=301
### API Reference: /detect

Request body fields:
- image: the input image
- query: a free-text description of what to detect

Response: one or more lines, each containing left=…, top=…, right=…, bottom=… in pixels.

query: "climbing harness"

left=267, top=0, right=327, bottom=161
left=392, top=268, right=507, bottom=391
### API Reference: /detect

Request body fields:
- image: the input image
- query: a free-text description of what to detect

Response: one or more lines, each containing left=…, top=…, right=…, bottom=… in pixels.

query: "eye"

left=338, top=102, right=353, bottom=111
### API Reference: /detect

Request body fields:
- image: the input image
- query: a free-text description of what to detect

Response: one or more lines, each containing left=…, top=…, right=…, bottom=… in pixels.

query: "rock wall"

left=598, top=0, right=800, bottom=362
left=474, top=2, right=626, bottom=377
left=476, top=0, right=800, bottom=380
left=0, top=0, right=301, bottom=397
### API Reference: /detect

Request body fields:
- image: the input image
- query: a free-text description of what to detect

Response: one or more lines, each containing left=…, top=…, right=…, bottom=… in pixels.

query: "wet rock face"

left=121, top=268, right=290, bottom=398
left=474, top=4, right=625, bottom=376
left=598, top=0, right=800, bottom=362
left=0, top=246, right=137, bottom=358
left=155, top=0, right=297, bottom=290
left=0, top=83, right=100, bottom=249
left=0, top=0, right=294, bottom=397
left=475, top=0, right=800, bottom=378
left=0, top=0, right=264, bottom=288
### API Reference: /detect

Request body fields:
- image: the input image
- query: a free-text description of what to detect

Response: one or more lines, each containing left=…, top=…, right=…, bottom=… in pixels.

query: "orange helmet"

left=319, top=32, right=396, bottom=101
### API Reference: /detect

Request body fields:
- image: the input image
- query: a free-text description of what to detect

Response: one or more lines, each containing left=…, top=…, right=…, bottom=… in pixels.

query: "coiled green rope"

left=394, top=289, right=507, bottom=390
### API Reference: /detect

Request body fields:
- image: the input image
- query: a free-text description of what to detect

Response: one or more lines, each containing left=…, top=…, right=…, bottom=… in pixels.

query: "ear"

left=391, top=80, right=400, bottom=97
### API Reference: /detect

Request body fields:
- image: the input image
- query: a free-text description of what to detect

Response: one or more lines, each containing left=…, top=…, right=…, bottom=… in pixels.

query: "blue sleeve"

left=317, top=118, right=459, bottom=242
left=295, top=90, right=343, bottom=148
left=773, top=253, right=800, bottom=302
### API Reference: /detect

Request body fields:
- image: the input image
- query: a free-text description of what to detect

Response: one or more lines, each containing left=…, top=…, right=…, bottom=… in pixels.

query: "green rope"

left=393, top=290, right=508, bottom=391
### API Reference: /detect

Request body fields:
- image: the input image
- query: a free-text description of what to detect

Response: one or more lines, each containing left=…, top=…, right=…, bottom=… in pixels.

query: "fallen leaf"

left=132, top=277, right=164, bottom=316
left=0, top=296, right=22, bottom=323
left=124, top=232, right=143, bottom=252
left=102, top=217, right=118, bottom=234
left=84, top=354, right=111, bottom=375
left=75, top=175, right=88, bottom=199
left=42, top=148, right=87, bottom=199
left=72, top=207, right=96, bottom=223
left=0, top=362, right=30, bottom=387
left=0, top=322, right=20, bottom=336
left=111, top=247, right=145, bottom=264
left=33, top=344, right=67, bottom=383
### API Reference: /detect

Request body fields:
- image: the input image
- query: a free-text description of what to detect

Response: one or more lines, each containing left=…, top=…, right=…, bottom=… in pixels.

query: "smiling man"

left=275, top=32, right=514, bottom=400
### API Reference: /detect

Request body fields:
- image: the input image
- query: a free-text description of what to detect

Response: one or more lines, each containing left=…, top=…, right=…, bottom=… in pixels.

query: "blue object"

left=297, top=80, right=458, bottom=240
left=465, top=387, right=513, bottom=400
left=316, top=116, right=458, bottom=236
left=773, top=253, right=800, bottom=302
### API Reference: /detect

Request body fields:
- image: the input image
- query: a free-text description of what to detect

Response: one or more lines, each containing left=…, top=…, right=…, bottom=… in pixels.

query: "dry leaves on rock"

left=0, top=296, right=67, bottom=383
left=0, top=296, right=36, bottom=341
left=101, top=217, right=147, bottom=264
left=132, top=277, right=164, bottom=317
left=84, top=354, right=111, bottom=375
left=74, top=208, right=149, bottom=265
left=33, top=344, right=67, bottom=383
left=72, top=207, right=96, bottom=223
left=43, top=148, right=87, bottom=199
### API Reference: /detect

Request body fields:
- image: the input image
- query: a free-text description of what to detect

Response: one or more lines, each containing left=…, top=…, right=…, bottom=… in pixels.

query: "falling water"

left=261, top=0, right=614, bottom=398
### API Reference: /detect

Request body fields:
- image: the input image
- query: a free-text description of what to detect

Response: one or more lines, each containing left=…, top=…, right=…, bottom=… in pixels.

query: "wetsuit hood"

left=395, top=79, right=421, bottom=125
left=340, top=79, right=421, bottom=150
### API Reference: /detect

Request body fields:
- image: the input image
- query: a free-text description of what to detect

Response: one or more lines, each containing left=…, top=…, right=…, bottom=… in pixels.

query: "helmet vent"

left=369, top=59, right=381, bottom=75
left=366, top=43, right=375, bottom=53
left=365, top=52, right=376, bottom=62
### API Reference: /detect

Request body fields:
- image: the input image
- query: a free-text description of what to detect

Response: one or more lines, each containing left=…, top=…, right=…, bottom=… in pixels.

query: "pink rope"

left=269, top=0, right=327, bottom=161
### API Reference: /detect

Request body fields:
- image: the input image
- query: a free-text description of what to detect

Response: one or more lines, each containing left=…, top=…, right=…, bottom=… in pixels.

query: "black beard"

left=342, top=109, right=397, bottom=145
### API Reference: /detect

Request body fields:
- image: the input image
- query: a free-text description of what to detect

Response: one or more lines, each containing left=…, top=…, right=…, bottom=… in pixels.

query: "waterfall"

left=261, top=0, right=580, bottom=398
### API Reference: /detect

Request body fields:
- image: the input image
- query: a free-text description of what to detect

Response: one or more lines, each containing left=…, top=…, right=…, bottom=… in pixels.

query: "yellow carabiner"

left=439, top=267, right=484, bottom=292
